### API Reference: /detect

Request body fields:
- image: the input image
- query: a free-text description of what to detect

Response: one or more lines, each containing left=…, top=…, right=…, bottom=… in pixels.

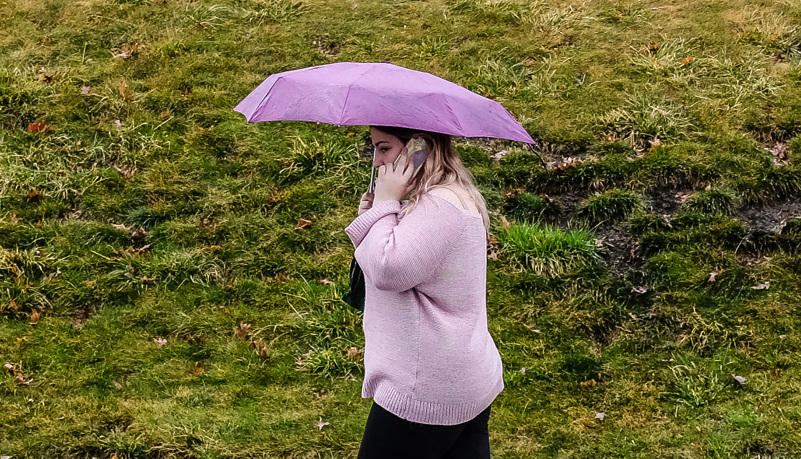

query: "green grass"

left=495, top=223, right=600, bottom=277
left=2, top=0, right=801, bottom=457
left=576, top=189, right=644, bottom=225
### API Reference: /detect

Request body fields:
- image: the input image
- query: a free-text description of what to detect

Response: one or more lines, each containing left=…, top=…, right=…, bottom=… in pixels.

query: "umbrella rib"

left=442, top=94, right=463, bottom=134
left=340, top=84, right=353, bottom=125
left=340, top=66, right=372, bottom=125
left=246, top=76, right=282, bottom=121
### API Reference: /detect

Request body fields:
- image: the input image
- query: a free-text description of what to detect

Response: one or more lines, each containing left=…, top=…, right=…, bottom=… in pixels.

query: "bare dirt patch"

left=737, top=199, right=801, bottom=235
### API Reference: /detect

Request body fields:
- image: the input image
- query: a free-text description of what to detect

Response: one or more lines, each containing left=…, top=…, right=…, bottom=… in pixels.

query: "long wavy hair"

left=372, top=126, right=490, bottom=233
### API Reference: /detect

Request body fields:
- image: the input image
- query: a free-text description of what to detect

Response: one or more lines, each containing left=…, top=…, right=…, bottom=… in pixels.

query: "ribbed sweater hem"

left=365, top=377, right=505, bottom=426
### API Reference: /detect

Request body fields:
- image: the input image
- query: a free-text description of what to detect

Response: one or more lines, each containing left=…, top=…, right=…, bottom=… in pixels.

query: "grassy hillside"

left=1, top=0, right=801, bottom=457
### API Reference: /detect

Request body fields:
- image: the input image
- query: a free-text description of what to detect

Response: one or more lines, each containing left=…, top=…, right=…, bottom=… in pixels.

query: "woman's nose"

left=372, top=153, right=387, bottom=168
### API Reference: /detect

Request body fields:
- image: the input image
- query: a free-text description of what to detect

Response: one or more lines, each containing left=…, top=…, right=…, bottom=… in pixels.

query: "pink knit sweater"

left=345, top=193, right=504, bottom=426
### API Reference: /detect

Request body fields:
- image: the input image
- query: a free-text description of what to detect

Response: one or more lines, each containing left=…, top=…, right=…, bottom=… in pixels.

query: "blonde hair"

left=372, top=126, right=490, bottom=233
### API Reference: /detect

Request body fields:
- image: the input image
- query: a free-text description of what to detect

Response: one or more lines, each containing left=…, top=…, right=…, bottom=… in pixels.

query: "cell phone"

left=367, top=138, right=429, bottom=193
left=405, top=137, right=429, bottom=175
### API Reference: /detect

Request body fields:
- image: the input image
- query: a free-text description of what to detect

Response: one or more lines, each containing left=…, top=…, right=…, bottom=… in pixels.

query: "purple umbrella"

left=234, top=62, right=535, bottom=144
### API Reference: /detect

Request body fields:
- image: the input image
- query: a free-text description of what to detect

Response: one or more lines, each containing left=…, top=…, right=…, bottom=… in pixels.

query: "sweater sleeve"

left=344, top=196, right=466, bottom=292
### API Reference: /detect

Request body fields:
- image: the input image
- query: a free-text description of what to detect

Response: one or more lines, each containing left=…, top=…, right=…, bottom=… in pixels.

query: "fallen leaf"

left=732, top=374, right=746, bottom=385
left=274, top=273, right=289, bottom=283
left=595, top=412, right=605, bottom=420
left=581, top=379, right=596, bottom=387
left=253, top=339, right=270, bottom=360
left=29, top=310, right=40, bottom=324
left=130, top=228, right=146, bottom=239
left=752, top=282, right=770, bottom=290
left=153, top=337, right=167, bottom=347
left=113, top=164, right=137, bottom=179
left=555, top=157, right=583, bottom=170
left=8, top=299, right=20, bottom=312
left=675, top=192, right=692, bottom=204
left=680, top=56, right=694, bottom=65
left=295, top=218, right=313, bottom=230
left=191, top=361, right=204, bottom=376
left=38, top=71, right=56, bottom=83
left=346, top=347, right=363, bottom=359
left=113, top=380, right=123, bottom=389
left=80, top=86, right=91, bottom=95
left=779, top=334, right=787, bottom=340
left=487, top=249, right=498, bottom=260
left=491, top=150, right=507, bottom=161
left=234, top=322, right=251, bottom=339
left=500, top=215, right=511, bottom=229
left=160, top=109, right=171, bottom=118
left=632, top=286, right=647, bottom=294
left=767, top=142, right=789, bottom=166
left=113, top=44, right=140, bottom=59
left=119, top=85, right=133, bottom=102
left=316, top=417, right=329, bottom=430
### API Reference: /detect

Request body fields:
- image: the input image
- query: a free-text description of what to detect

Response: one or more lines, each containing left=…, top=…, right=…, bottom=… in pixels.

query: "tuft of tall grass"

left=448, top=0, right=532, bottom=25
left=683, top=187, right=738, bottom=215
left=576, top=189, right=644, bottom=225
left=241, top=0, right=307, bottom=24
left=638, top=213, right=748, bottom=256
left=739, top=7, right=801, bottom=56
left=496, top=223, right=601, bottom=278
left=595, top=93, right=697, bottom=148
left=496, top=150, right=546, bottom=187
left=666, top=353, right=729, bottom=409
left=504, top=192, right=561, bottom=224
left=627, top=37, right=698, bottom=79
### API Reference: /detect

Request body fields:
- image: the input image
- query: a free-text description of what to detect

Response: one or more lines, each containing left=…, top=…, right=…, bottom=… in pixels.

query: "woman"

left=345, top=126, right=504, bottom=458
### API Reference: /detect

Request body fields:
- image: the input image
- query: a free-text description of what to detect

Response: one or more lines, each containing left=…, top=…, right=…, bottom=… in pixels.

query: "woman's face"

left=370, top=127, right=406, bottom=168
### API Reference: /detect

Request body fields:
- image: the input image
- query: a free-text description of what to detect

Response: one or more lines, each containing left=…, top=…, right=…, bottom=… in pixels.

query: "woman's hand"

left=373, top=150, right=415, bottom=204
left=358, top=192, right=374, bottom=215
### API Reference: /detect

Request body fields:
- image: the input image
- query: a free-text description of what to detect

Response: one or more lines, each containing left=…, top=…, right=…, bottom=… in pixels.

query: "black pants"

left=357, top=402, right=492, bottom=459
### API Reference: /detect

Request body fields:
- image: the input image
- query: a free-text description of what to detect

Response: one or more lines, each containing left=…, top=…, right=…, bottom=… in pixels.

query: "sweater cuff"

left=345, top=200, right=402, bottom=247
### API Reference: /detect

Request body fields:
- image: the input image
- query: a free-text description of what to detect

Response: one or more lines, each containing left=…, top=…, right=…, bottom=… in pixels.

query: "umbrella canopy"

left=234, top=62, right=535, bottom=144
